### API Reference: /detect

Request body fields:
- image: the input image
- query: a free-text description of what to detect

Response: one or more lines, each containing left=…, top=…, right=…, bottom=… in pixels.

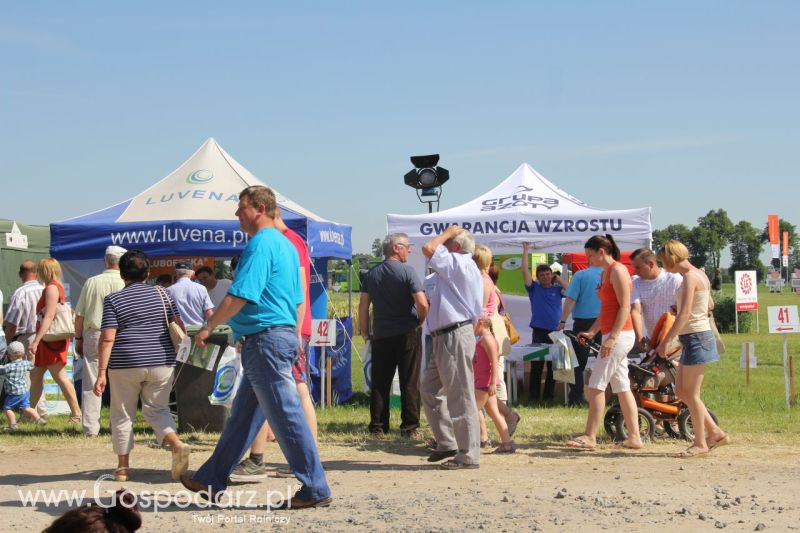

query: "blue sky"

left=2, top=2, right=798, bottom=256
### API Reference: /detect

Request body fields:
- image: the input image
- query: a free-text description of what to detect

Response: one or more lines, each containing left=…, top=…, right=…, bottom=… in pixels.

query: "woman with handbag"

left=28, top=258, right=81, bottom=423
left=656, top=240, right=729, bottom=458
left=92, top=250, right=191, bottom=482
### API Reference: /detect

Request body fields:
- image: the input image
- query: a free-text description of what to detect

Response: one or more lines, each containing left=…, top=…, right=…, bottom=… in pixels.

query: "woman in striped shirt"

left=93, top=250, right=191, bottom=482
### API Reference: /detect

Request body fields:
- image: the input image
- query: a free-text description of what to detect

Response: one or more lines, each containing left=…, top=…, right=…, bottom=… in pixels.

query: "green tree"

left=652, top=224, right=692, bottom=250
left=371, top=238, right=383, bottom=258
left=728, top=220, right=765, bottom=280
left=694, top=209, right=734, bottom=272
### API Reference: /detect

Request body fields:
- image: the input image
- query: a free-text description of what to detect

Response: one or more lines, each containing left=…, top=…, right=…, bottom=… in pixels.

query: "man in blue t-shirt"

left=521, top=243, right=569, bottom=402
left=181, top=186, right=331, bottom=510
left=557, top=265, right=602, bottom=406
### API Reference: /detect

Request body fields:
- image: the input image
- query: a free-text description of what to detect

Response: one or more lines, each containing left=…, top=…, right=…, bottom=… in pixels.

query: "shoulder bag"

left=708, top=312, right=725, bottom=355
left=40, top=287, right=76, bottom=342
left=496, top=293, right=520, bottom=345
left=156, top=286, right=186, bottom=354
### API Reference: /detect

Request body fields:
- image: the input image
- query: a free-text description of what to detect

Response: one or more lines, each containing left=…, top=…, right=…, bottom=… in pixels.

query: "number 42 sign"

left=311, top=319, right=337, bottom=347
left=768, top=306, right=800, bottom=334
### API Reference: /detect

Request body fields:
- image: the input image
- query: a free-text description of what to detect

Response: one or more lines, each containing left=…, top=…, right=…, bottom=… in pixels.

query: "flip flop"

left=613, top=439, right=644, bottom=450
left=565, top=437, right=596, bottom=450
left=707, top=435, right=730, bottom=451
left=674, top=447, right=709, bottom=459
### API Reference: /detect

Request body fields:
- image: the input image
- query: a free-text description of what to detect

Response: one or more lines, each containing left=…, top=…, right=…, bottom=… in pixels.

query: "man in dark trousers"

left=359, top=233, right=428, bottom=437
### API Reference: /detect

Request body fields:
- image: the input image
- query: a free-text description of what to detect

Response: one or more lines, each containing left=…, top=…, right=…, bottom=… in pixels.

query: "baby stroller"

left=603, top=313, right=720, bottom=442
left=568, top=314, right=720, bottom=442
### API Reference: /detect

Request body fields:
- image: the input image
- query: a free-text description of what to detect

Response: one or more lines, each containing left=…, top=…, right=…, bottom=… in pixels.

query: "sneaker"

left=505, top=410, right=521, bottom=437
left=229, top=457, right=268, bottom=482
left=35, top=418, right=48, bottom=426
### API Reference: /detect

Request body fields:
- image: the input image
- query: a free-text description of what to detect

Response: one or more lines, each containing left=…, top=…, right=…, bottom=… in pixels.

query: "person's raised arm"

left=422, top=225, right=462, bottom=259
left=520, top=243, right=533, bottom=287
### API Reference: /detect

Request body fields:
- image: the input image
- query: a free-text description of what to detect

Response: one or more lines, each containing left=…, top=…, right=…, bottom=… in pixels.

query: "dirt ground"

left=0, top=436, right=798, bottom=532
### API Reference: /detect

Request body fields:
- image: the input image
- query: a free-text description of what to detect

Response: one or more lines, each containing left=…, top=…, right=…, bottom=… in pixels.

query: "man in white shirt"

left=3, top=260, right=46, bottom=417
left=194, top=266, right=233, bottom=309
left=420, top=225, right=483, bottom=470
left=166, top=261, right=214, bottom=326
left=630, top=248, right=683, bottom=350
left=3, top=261, right=44, bottom=350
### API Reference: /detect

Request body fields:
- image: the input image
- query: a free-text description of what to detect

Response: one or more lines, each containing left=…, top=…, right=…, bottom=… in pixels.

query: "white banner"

left=735, top=270, right=759, bottom=311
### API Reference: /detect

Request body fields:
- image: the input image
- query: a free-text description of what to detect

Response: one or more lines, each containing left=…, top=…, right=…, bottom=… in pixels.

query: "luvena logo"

left=187, top=169, right=213, bottom=184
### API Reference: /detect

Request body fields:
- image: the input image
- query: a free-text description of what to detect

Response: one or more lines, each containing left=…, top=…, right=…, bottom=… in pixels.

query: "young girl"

left=473, top=317, right=516, bottom=453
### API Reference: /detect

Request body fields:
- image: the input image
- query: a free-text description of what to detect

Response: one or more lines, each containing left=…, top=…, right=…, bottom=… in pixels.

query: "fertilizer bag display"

left=208, top=346, right=242, bottom=407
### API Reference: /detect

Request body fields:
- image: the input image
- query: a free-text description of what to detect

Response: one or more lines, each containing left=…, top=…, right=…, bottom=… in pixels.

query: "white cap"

left=105, top=245, right=128, bottom=258
left=6, top=341, right=25, bottom=355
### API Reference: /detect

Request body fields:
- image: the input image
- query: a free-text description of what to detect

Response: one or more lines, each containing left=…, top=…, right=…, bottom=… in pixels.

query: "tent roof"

left=387, top=163, right=651, bottom=253
left=50, top=138, right=351, bottom=260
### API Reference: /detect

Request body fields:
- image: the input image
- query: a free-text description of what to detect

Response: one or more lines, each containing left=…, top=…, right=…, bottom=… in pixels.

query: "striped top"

left=101, top=282, right=181, bottom=369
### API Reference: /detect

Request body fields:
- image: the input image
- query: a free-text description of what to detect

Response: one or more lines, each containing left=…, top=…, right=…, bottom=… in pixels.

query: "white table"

left=505, top=344, right=571, bottom=406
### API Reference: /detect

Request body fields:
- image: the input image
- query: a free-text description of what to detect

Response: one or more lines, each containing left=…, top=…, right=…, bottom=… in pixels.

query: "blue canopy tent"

left=50, top=138, right=353, bottom=403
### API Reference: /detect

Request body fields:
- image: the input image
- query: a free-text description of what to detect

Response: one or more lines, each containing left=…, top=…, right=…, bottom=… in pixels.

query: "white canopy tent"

left=387, top=163, right=652, bottom=255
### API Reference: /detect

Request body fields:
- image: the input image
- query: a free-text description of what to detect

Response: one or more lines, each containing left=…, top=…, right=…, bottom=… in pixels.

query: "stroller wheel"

left=663, top=420, right=682, bottom=439
left=603, top=407, right=622, bottom=438
left=615, top=407, right=656, bottom=442
left=678, top=407, right=719, bottom=441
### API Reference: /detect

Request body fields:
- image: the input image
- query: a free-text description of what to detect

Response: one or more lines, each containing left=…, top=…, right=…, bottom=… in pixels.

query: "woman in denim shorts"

left=656, top=240, right=729, bottom=458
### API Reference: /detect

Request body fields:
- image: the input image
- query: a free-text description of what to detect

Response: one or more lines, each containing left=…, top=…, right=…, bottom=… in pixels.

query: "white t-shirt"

left=206, top=278, right=233, bottom=308
left=632, top=270, right=683, bottom=337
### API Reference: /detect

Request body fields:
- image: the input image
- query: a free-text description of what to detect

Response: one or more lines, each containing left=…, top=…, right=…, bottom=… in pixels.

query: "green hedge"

left=713, top=295, right=752, bottom=333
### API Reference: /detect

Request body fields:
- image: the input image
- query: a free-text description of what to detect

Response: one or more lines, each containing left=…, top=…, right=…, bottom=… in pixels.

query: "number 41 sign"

left=768, top=306, right=799, bottom=412
left=768, top=306, right=800, bottom=334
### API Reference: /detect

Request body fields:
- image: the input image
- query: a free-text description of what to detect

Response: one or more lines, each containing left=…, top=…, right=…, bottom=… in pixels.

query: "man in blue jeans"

left=181, top=185, right=331, bottom=509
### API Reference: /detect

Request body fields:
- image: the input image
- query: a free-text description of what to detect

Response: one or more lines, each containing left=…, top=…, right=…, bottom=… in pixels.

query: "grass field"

left=2, top=284, right=797, bottom=447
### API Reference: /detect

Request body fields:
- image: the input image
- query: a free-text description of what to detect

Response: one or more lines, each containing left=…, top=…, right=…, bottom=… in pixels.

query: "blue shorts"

left=679, top=330, right=719, bottom=366
left=3, top=391, right=31, bottom=411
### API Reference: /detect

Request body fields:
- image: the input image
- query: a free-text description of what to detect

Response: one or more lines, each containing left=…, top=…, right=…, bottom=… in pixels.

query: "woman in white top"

left=656, top=240, right=728, bottom=458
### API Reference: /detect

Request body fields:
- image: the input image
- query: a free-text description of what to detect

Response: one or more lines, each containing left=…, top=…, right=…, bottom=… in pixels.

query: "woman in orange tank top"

left=565, top=234, right=642, bottom=451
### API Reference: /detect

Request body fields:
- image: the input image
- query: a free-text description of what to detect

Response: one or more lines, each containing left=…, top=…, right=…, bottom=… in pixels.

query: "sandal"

left=674, top=446, right=709, bottom=459
left=613, top=439, right=644, bottom=450
left=707, top=434, right=730, bottom=451
left=480, top=439, right=493, bottom=449
left=565, top=436, right=596, bottom=450
left=68, top=415, right=82, bottom=424
left=114, top=467, right=130, bottom=482
left=494, top=441, right=517, bottom=454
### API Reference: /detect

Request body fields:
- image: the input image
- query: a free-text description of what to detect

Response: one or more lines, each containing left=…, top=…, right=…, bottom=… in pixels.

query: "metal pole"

left=320, top=345, right=326, bottom=409
left=735, top=310, right=739, bottom=335
left=783, top=334, right=791, bottom=412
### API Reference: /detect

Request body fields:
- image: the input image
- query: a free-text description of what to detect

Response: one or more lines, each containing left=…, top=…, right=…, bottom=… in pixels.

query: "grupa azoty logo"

left=187, top=169, right=214, bottom=184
